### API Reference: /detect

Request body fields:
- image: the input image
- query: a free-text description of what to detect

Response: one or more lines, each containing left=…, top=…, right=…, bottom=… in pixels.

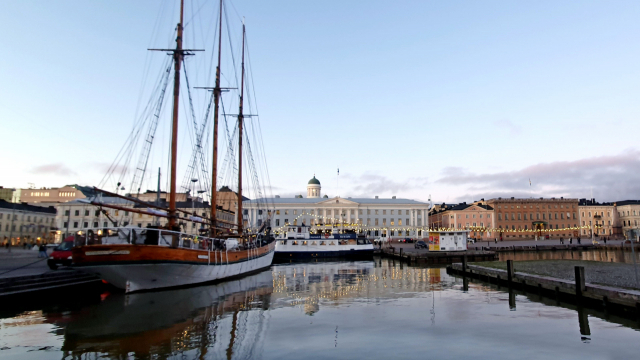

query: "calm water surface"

left=1, top=259, right=639, bottom=359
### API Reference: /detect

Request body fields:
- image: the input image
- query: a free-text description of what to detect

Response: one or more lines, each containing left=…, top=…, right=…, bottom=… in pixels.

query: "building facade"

left=18, top=185, right=87, bottom=203
left=429, top=201, right=495, bottom=240
left=0, top=187, right=14, bottom=202
left=0, top=200, right=57, bottom=245
left=243, top=176, right=429, bottom=239
left=578, top=199, right=621, bottom=239
left=487, top=197, right=580, bottom=240
left=54, top=197, right=235, bottom=241
left=615, top=200, right=640, bottom=240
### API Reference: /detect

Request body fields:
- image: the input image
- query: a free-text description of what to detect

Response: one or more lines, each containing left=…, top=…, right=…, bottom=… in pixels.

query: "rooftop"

left=0, top=200, right=57, bottom=214
left=244, top=196, right=427, bottom=205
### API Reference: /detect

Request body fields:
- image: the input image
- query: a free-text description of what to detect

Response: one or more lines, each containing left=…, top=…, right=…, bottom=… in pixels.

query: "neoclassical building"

left=243, top=176, right=430, bottom=239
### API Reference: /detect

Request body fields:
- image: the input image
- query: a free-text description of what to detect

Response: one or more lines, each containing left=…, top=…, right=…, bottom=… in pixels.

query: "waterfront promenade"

left=0, top=248, right=51, bottom=279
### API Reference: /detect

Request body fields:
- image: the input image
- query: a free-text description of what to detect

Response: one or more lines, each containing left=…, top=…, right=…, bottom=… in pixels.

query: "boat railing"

left=79, top=227, right=272, bottom=253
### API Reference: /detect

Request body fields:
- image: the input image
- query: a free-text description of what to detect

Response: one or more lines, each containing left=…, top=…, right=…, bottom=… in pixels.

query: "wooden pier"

left=447, top=260, right=640, bottom=319
left=376, top=247, right=497, bottom=265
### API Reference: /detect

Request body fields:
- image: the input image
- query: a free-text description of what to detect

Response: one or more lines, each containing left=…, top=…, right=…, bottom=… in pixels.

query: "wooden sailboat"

left=71, top=0, right=275, bottom=293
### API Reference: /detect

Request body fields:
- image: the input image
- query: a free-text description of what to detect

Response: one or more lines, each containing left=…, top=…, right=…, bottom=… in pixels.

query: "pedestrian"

left=604, top=237, right=607, bottom=245
left=494, top=238, right=497, bottom=244
left=38, top=243, right=47, bottom=258
left=577, top=237, right=581, bottom=245
left=569, top=238, right=572, bottom=245
left=560, top=237, right=563, bottom=245
left=5, top=239, right=10, bottom=253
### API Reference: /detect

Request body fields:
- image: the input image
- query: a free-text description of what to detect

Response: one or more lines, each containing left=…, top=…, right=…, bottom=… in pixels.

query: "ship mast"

left=210, top=0, right=224, bottom=237
left=236, top=22, right=246, bottom=236
left=168, top=0, right=185, bottom=229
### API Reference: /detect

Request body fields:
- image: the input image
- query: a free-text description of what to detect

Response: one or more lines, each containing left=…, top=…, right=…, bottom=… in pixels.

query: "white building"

left=0, top=200, right=57, bottom=245
left=243, top=176, right=430, bottom=239
left=54, top=197, right=234, bottom=241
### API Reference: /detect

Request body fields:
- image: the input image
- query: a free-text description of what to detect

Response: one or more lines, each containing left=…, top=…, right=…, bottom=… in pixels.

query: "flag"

left=529, top=178, right=532, bottom=186
left=337, top=168, right=339, bottom=175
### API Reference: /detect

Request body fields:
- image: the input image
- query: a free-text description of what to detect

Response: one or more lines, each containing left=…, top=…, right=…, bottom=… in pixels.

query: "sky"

left=1, top=0, right=640, bottom=204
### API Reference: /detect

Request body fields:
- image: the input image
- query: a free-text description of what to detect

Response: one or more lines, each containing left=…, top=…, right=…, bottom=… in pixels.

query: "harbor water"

left=1, top=258, right=639, bottom=359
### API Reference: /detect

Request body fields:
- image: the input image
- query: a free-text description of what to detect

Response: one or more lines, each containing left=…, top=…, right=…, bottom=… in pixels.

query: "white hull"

left=275, top=243, right=374, bottom=253
left=78, top=251, right=274, bottom=293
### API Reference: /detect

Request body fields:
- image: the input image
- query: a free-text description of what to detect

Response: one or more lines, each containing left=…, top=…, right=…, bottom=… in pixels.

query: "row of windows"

left=272, top=209, right=421, bottom=216
left=0, top=224, right=48, bottom=233
left=497, top=212, right=575, bottom=221
left=623, top=220, right=638, bottom=227
left=0, top=213, right=53, bottom=223
left=452, top=223, right=578, bottom=230
left=30, top=192, right=50, bottom=197
left=582, top=229, right=612, bottom=235
left=582, top=211, right=611, bottom=218
left=273, top=218, right=419, bottom=227
left=582, top=220, right=613, bottom=226
left=497, top=204, right=575, bottom=209
left=620, top=210, right=639, bottom=216
left=451, top=213, right=491, bottom=219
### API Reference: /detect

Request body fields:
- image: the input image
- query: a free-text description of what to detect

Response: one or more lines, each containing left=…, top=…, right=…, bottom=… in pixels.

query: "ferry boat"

left=71, top=0, right=275, bottom=293
left=274, top=226, right=374, bottom=261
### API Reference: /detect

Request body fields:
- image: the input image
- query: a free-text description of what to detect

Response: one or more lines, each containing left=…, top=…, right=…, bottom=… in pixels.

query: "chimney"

left=375, top=196, right=378, bottom=199
left=275, top=195, right=280, bottom=198
left=392, top=196, right=396, bottom=199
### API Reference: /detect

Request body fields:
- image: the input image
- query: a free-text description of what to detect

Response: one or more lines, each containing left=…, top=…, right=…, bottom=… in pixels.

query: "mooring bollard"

left=507, top=260, right=514, bottom=284
left=400, top=248, right=403, bottom=258
left=575, top=266, right=585, bottom=298
left=462, top=254, right=468, bottom=273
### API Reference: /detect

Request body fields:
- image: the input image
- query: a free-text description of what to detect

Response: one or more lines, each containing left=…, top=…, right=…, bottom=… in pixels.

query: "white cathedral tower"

left=307, top=175, right=321, bottom=198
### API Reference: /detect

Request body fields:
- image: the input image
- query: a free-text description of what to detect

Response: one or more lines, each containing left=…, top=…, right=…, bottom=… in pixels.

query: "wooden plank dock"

left=376, top=247, right=497, bottom=264
left=447, top=261, right=640, bottom=319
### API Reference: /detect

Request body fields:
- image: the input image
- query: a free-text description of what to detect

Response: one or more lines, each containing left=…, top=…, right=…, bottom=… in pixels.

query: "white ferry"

left=274, top=225, right=374, bottom=261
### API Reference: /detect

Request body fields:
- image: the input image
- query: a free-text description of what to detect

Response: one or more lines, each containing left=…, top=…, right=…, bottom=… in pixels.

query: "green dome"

left=308, top=176, right=320, bottom=185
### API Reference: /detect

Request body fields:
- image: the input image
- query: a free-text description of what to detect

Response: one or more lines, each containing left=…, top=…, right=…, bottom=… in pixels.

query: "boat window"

left=279, top=241, right=286, bottom=245
left=330, top=241, right=336, bottom=246
left=320, top=241, right=326, bottom=246
left=311, top=241, right=317, bottom=246
left=339, top=240, right=348, bottom=245
left=303, top=241, right=308, bottom=245
left=292, top=241, right=298, bottom=245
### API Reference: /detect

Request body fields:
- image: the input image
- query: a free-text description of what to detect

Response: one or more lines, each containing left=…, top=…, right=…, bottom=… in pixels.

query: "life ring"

left=324, top=233, right=330, bottom=239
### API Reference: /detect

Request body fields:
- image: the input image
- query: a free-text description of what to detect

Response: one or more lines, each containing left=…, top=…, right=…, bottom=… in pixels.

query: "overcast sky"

left=1, top=0, right=639, bottom=204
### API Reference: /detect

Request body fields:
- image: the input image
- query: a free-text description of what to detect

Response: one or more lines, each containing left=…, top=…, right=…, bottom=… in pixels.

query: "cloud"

left=437, top=150, right=640, bottom=203
left=90, top=162, right=130, bottom=175
left=493, top=119, right=522, bottom=135
left=344, top=173, right=429, bottom=198
left=30, top=163, right=77, bottom=176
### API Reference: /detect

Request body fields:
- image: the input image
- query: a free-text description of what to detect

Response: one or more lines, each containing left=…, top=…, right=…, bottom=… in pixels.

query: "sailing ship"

left=71, top=0, right=275, bottom=293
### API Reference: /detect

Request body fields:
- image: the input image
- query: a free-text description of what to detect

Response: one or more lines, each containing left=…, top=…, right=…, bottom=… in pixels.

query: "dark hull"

left=273, top=249, right=374, bottom=262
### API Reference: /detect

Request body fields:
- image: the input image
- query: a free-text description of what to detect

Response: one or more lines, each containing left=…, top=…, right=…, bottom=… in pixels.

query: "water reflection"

left=499, top=248, right=640, bottom=263
left=51, top=271, right=273, bottom=359
left=1, top=260, right=640, bottom=359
